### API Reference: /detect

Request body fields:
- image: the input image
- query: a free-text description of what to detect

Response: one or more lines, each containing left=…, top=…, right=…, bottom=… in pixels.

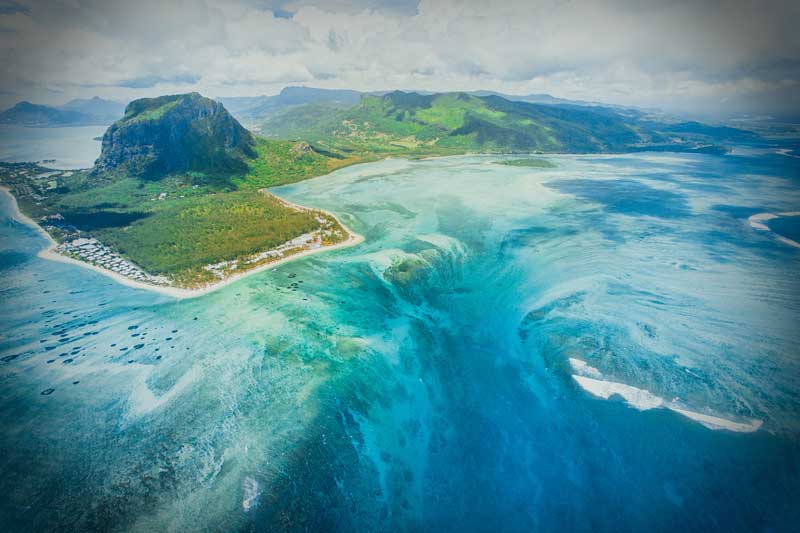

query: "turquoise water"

left=1, top=151, right=799, bottom=531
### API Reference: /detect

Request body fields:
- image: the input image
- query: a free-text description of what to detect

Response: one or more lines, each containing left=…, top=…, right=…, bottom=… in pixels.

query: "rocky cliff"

left=95, top=93, right=256, bottom=178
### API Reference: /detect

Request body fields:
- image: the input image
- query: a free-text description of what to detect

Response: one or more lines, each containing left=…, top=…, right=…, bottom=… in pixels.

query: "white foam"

left=572, top=375, right=664, bottom=410
left=748, top=212, right=779, bottom=231
left=570, top=364, right=763, bottom=433
left=776, top=148, right=800, bottom=159
left=416, top=233, right=466, bottom=255
left=358, top=248, right=420, bottom=273
left=667, top=406, right=763, bottom=433
left=128, top=366, right=201, bottom=417
left=748, top=211, right=800, bottom=249
left=242, top=476, right=260, bottom=512
left=568, top=358, right=603, bottom=379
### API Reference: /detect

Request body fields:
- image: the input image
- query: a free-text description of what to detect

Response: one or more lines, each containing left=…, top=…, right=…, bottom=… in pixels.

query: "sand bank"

left=748, top=211, right=800, bottom=249
left=569, top=358, right=763, bottom=433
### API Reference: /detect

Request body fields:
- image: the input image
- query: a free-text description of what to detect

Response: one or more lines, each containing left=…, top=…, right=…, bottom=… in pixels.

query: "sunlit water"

left=1, top=149, right=799, bottom=531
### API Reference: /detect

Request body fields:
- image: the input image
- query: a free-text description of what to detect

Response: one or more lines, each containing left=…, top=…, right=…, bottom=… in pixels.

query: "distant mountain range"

left=469, top=91, right=597, bottom=107
left=1, top=87, right=758, bottom=155
left=216, top=87, right=363, bottom=127
left=60, top=96, right=127, bottom=122
left=256, top=90, right=755, bottom=154
left=215, top=86, right=630, bottom=130
left=0, top=96, right=126, bottom=126
left=98, top=89, right=725, bottom=182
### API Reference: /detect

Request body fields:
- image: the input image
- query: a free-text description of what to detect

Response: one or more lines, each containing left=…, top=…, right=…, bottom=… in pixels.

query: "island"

left=0, top=90, right=756, bottom=297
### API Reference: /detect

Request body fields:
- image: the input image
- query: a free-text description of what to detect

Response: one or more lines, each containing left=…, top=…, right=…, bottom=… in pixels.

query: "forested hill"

left=260, top=91, right=756, bottom=155
left=95, top=92, right=257, bottom=178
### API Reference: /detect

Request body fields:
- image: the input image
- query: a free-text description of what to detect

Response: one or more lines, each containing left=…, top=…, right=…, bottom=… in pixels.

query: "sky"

left=0, top=0, right=798, bottom=119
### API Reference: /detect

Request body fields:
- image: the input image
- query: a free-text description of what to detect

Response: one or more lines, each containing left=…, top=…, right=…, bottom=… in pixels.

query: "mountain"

left=217, top=86, right=646, bottom=131
left=0, top=96, right=125, bottom=126
left=267, top=86, right=362, bottom=107
left=0, top=101, right=99, bottom=126
left=658, top=121, right=760, bottom=142
left=95, top=92, right=256, bottom=178
left=260, top=91, right=760, bottom=155
left=468, top=90, right=599, bottom=107
left=218, top=86, right=362, bottom=127
left=59, top=96, right=126, bottom=123
left=261, top=91, right=681, bottom=153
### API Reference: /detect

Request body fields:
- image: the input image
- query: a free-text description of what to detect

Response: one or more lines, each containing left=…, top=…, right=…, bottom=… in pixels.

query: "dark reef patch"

left=546, top=178, right=691, bottom=218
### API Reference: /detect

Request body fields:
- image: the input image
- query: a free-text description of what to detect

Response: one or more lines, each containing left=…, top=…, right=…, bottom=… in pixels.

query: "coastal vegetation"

left=81, top=191, right=320, bottom=274
left=0, top=93, right=358, bottom=289
left=237, top=138, right=369, bottom=189
left=497, top=158, right=557, bottom=168
left=0, top=161, right=341, bottom=287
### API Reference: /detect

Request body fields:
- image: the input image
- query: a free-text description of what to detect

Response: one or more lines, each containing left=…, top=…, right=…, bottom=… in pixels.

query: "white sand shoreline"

left=1, top=185, right=364, bottom=300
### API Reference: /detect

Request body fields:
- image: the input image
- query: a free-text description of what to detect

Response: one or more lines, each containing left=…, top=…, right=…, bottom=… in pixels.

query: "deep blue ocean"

left=1, top=143, right=799, bottom=531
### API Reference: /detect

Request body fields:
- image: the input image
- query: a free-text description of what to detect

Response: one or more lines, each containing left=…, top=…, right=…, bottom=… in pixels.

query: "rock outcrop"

left=95, top=92, right=256, bottom=178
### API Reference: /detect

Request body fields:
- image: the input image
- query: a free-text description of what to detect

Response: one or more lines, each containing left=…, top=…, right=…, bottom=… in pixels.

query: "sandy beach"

left=1, top=185, right=58, bottom=244
left=1, top=185, right=364, bottom=299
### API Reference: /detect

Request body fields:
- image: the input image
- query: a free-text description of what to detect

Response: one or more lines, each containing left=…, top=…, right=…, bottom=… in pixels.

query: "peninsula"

left=0, top=93, right=364, bottom=297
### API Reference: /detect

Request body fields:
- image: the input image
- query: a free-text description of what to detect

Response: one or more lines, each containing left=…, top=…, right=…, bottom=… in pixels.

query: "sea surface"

left=1, top=136, right=799, bottom=530
left=0, top=124, right=106, bottom=168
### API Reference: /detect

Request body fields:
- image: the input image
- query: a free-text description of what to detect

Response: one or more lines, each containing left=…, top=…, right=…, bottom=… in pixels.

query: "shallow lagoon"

left=0, top=150, right=799, bottom=531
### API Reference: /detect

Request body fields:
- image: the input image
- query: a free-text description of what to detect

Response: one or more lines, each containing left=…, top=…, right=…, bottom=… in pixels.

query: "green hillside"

left=260, top=91, right=680, bottom=155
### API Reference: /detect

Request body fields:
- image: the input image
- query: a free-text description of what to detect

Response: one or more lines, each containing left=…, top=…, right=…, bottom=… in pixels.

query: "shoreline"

left=1, top=185, right=58, bottom=245
left=1, top=185, right=364, bottom=300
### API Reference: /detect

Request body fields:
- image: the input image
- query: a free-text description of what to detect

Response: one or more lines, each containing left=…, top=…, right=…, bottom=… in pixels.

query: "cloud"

left=0, top=0, right=798, bottom=118
left=284, top=0, right=419, bottom=15
left=116, top=74, right=202, bottom=89
left=0, top=1, right=27, bottom=15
